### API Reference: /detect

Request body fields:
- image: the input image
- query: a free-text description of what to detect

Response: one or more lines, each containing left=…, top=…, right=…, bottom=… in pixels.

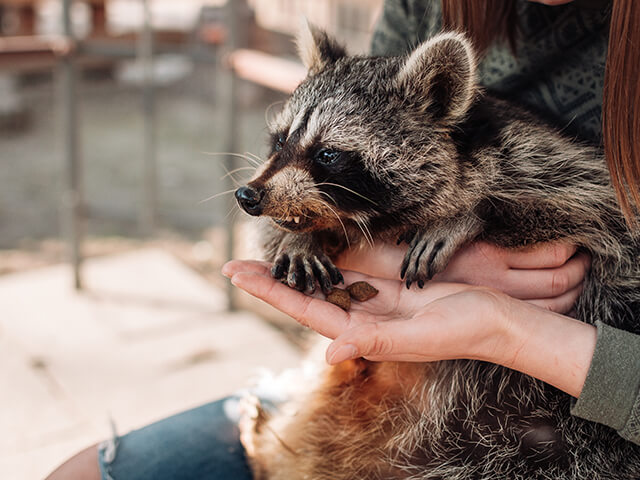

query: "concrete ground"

left=0, top=247, right=303, bottom=479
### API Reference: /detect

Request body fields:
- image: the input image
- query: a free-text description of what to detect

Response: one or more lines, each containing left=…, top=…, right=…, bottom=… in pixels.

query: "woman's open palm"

left=223, top=260, right=506, bottom=365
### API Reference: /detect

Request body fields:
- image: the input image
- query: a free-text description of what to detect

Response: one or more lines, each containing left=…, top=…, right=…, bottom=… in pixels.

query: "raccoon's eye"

left=314, top=148, right=342, bottom=166
left=274, top=134, right=286, bottom=152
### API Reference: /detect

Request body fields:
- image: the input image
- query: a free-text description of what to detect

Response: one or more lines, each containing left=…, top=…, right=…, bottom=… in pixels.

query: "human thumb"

left=326, top=324, right=395, bottom=364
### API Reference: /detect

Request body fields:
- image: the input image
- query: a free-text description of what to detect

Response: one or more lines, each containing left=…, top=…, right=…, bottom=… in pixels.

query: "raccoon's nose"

left=235, top=186, right=264, bottom=216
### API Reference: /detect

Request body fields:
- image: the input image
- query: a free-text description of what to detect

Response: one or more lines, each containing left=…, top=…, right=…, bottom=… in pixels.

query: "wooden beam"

left=229, top=49, right=306, bottom=94
left=0, top=34, right=73, bottom=54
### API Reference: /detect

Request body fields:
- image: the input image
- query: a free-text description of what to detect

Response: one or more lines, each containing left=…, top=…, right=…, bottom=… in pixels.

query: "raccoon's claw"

left=271, top=255, right=290, bottom=279
left=400, top=233, right=450, bottom=288
left=397, top=228, right=418, bottom=245
left=272, top=252, right=342, bottom=294
left=401, top=218, right=483, bottom=288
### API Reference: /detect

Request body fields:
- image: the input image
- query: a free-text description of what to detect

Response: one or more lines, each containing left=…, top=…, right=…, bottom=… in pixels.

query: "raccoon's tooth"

left=285, top=216, right=293, bottom=222
left=294, top=216, right=301, bottom=224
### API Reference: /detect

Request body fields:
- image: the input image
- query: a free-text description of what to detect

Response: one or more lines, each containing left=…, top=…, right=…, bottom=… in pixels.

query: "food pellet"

left=326, top=288, right=351, bottom=311
left=346, top=281, right=379, bottom=302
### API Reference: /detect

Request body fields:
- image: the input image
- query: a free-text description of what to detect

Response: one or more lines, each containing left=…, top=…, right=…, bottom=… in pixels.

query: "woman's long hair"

left=441, top=0, right=640, bottom=225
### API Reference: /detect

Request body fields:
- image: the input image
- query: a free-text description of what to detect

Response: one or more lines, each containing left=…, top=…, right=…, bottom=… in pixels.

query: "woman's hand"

left=222, top=259, right=596, bottom=398
left=223, top=259, right=506, bottom=363
left=337, top=241, right=591, bottom=314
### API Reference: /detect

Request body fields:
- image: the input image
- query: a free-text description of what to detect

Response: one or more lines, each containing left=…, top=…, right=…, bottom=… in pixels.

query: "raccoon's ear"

left=395, top=32, right=477, bottom=122
left=297, top=21, right=347, bottom=74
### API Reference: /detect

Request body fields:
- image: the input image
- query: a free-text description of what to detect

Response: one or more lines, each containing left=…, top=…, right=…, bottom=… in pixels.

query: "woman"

left=46, top=0, right=639, bottom=478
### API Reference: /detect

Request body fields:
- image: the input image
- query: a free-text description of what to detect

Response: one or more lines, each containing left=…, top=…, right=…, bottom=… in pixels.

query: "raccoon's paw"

left=400, top=232, right=457, bottom=288
left=271, top=251, right=343, bottom=294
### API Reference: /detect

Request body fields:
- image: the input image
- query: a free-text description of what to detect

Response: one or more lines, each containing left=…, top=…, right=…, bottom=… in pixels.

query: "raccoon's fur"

left=234, top=26, right=640, bottom=479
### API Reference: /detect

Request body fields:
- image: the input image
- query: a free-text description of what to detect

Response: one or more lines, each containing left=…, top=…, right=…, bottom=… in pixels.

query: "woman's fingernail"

left=328, top=344, right=358, bottom=364
left=221, top=262, right=233, bottom=277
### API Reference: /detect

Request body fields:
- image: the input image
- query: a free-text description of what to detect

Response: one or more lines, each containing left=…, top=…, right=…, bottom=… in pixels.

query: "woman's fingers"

left=526, top=282, right=584, bottom=315
left=326, top=320, right=426, bottom=364
left=501, top=242, right=578, bottom=269
left=224, top=259, right=407, bottom=314
left=229, top=270, right=350, bottom=338
left=222, top=259, right=272, bottom=277
left=224, top=259, right=377, bottom=287
left=224, top=260, right=480, bottom=317
left=500, top=251, right=590, bottom=300
left=436, top=242, right=590, bottom=308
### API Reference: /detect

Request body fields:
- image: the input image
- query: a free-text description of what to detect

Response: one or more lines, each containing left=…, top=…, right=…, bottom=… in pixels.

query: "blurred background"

left=0, top=0, right=382, bottom=477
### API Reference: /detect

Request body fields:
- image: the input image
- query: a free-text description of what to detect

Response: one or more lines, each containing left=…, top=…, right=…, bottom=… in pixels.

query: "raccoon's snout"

left=235, top=186, right=264, bottom=216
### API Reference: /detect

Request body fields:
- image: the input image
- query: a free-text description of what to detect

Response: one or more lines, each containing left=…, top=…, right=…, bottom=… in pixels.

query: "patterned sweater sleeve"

left=571, top=322, right=640, bottom=445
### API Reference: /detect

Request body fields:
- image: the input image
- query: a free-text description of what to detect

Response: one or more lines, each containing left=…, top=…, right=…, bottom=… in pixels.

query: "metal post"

left=60, top=0, right=83, bottom=289
left=223, top=0, right=240, bottom=310
left=138, top=0, right=156, bottom=235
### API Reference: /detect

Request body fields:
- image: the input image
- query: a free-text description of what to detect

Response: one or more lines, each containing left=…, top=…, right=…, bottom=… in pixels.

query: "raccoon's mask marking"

left=235, top=26, right=478, bottom=234
left=235, top=142, right=383, bottom=234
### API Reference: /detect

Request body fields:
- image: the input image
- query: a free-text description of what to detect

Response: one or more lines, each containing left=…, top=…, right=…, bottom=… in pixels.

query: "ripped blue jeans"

left=98, top=396, right=253, bottom=480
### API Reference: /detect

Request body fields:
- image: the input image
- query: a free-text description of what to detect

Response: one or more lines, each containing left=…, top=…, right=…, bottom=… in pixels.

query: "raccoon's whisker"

left=315, top=183, right=377, bottom=206
left=265, top=100, right=284, bottom=128
left=244, top=151, right=263, bottom=164
left=355, top=218, right=373, bottom=248
left=355, top=217, right=375, bottom=249
left=350, top=214, right=371, bottom=247
left=356, top=217, right=374, bottom=246
left=201, top=151, right=261, bottom=167
left=220, top=165, right=244, bottom=187
left=220, top=166, right=256, bottom=181
left=198, top=188, right=237, bottom=204
left=317, top=199, right=350, bottom=249
left=223, top=205, right=242, bottom=222
left=317, top=190, right=338, bottom=206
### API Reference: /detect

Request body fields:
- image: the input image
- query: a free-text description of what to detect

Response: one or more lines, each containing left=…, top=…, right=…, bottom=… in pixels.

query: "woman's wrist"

left=496, top=297, right=597, bottom=398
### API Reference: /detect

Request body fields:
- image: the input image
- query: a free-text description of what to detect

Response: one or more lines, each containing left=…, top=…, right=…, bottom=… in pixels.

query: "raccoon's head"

left=235, top=25, right=478, bottom=234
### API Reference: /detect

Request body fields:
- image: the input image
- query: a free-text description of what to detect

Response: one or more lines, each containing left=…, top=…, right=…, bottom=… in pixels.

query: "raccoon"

left=234, top=26, right=640, bottom=479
